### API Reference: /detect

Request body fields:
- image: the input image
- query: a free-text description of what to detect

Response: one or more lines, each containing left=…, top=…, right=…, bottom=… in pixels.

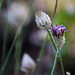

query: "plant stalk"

left=47, top=30, right=65, bottom=75
left=58, top=53, right=65, bottom=75
left=32, top=34, right=48, bottom=75
left=1, top=0, right=10, bottom=67
left=47, top=30, right=57, bottom=51
left=51, top=53, right=58, bottom=75
left=29, top=0, right=34, bottom=11
left=51, top=0, right=58, bottom=21
left=14, top=29, right=22, bottom=75
left=0, top=0, right=3, bottom=12
left=0, top=26, right=22, bottom=75
left=0, top=0, right=34, bottom=74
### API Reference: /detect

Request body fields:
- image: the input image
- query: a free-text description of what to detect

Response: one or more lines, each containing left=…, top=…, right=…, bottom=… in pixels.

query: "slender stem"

left=48, top=0, right=61, bottom=75
left=32, top=0, right=58, bottom=73
left=32, top=34, right=48, bottom=75
left=47, top=30, right=57, bottom=51
left=0, top=0, right=3, bottom=12
left=58, top=53, right=65, bottom=75
left=29, top=0, right=34, bottom=11
left=51, top=0, right=58, bottom=21
left=1, top=0, right=10, bottom=66
left=0, top=26, right=22, bottom=75
left=48, top=28, right=57, bottom=75
left=14, top=29, right=22, bottom=75
left=51, top=52, right=65, bottom=75
left=14, top=0, right=34, bottom=75
left=51, top=53, right=58, bottom=75
left=47, top=30, right=65, bottom=75
left=47, top=0, right=58, bottom=51
left=0, top=0, right=34, bottom=74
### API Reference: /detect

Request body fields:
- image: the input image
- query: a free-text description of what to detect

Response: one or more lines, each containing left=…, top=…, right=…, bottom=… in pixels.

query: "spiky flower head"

left=35, top=10, right=51, bottom=30
left=51, top=24, right=66, bottom=38
left=50, top=24, right=68, bottom=50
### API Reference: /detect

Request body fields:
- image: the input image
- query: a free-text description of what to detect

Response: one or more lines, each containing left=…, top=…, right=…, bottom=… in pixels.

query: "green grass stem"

left=51, top=0, right=58, bottom=21
left=0, top=0, right=34, bottom=74
left=28, top=0, right=34, bottom=11
left=32, top=34, right=48, bottom=75
left=14, top=0, right=34, bottom=74
left=58, top=53, right=65, bottom=75
left=51, top=53, right=58, bottom=75
left=47, top=30, right=65, bottom=75
left=0, top=26, right=22, bottom=75
left=0, top=0, right=3, bottom=12
left=47, top=30, right=57, bottom=51
left=1, top=0, right=10, bottom=66
left=14, top=29, right=22, bottom=75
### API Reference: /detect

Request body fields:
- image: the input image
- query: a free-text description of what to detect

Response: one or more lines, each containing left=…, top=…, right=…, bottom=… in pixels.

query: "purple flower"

left=50, top=24, right=67, bottom=38
left=50, top=24, right=71, bottom=49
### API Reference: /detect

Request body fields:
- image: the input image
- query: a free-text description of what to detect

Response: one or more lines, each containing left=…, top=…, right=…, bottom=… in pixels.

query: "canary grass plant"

left=32, top=0, right=70, bottom=75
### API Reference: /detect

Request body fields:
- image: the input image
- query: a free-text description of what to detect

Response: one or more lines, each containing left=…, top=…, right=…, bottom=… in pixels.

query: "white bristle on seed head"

left=35, top=10, right=51, bottom=30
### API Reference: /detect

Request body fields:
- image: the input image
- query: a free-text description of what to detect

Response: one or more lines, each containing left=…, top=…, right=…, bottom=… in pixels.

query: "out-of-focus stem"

left=29, top=0, right=34, bottom=11
left=32, top=34, right=48, bottom=75
left=0, top=0, right=3, bottom=12
left=0, top=26, right=22, bottom=75
left=51, top=0, right=58, bottom=21
left=0, top=0, right=34, bottom=74
left=14, top=29, right=22, bottom=75
left=1, top=0, right=10, bottom=67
